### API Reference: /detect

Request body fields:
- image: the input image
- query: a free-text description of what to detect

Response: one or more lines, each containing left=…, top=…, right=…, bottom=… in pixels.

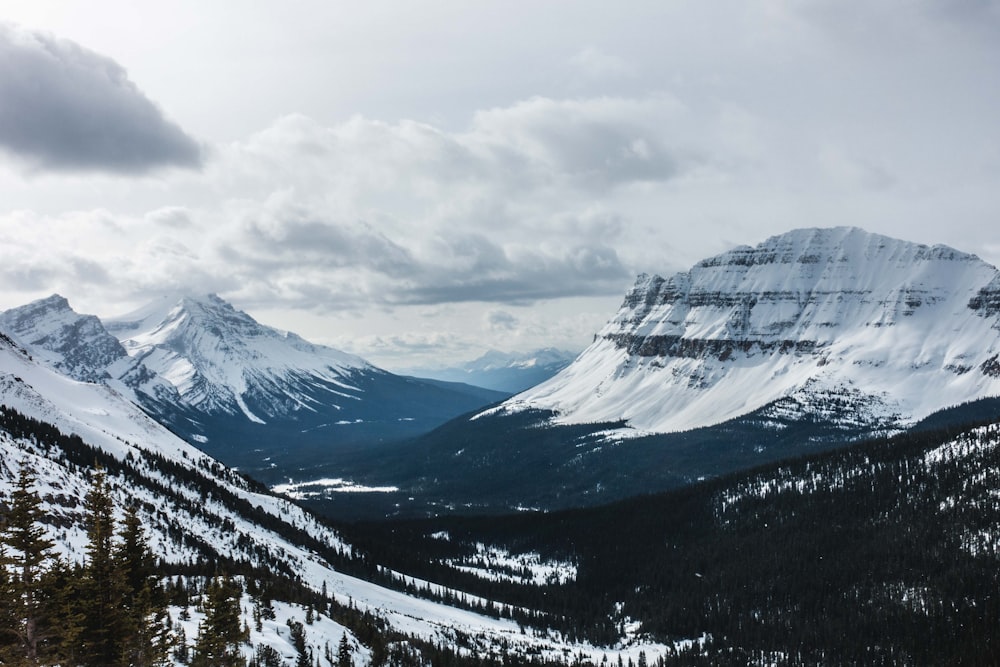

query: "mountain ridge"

left=496, top=226, right=1000, bottom=435
left=0, top=293, right=507, bottom=473
left=0, top=330, right=682, bottom=664
left=301, top=227, right=1000, bottom=518
left=400, top=348, right=577, bottom=394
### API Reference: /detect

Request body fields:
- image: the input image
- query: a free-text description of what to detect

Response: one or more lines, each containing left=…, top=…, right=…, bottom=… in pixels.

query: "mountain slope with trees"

left=338, top=411, right=1000, bottom=664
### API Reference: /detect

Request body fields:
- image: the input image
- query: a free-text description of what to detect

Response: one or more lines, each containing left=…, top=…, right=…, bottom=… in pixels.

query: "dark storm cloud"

left=0, top=23, right=203, bottom=173
left=237, top=213, right=418, bottom=279
left=220, top=201, right=630, bottom=309
left=394, top=241, right=630, bottom=306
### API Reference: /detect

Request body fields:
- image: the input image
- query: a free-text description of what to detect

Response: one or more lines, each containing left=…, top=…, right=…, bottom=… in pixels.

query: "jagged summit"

left=496, top=227, right=1000, bottom=435
left=0, top=293, right=128, bottom=383
left=104, top=293, right=370, bottom=422
left=0, top=292, right=509, bottom=472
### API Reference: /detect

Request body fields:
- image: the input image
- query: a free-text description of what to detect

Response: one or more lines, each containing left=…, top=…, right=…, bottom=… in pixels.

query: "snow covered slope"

left=497, top=227, right=1000, bottom=436
left=0, top=293, right=505, bottom=471
left=0, top=331, right=679, bottom=664
left=105, top=293, right=371, bottom=424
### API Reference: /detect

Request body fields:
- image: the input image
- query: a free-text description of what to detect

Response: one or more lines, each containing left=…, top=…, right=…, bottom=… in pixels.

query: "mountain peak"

left=176, top=292, right=235, bottom=312
left=35, top=293, right=71, bottom=309
left=502, top=227, right=1000, bottom=435
left=105, top=293, right=371, bottom=420
left=0, top=295, right=127, bottom=383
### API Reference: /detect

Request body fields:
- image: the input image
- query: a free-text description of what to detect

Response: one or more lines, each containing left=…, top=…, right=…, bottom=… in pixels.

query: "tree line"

left=0, top=461, right=260, bottom=666
left=340, top=417, right=1000, bottom=664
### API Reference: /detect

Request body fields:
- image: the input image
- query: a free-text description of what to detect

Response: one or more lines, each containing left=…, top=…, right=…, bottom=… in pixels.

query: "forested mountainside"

left=3, top=305, right=999, bottom=663
left=0, top=331, right=681, bottom=666
left=337, top=411, right=1000, bottom=665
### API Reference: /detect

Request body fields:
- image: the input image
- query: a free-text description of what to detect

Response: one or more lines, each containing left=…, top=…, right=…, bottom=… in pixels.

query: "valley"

left=1, top=227, right=999, bottom=664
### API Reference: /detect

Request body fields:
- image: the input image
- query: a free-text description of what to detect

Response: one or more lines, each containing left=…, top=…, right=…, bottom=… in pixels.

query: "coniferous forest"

left=2, top=399, right=1000, bottom=665
left=337, top=415, right=1000, bottom=665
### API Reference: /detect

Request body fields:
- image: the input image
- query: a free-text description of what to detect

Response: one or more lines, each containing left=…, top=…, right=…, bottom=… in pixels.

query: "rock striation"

left=496, top=227, right=1000, bottom=436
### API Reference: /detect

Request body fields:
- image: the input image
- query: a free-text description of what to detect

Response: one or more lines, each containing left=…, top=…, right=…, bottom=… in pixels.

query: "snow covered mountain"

left=404, top=348, right=577, bottom=394
left=105, top=294, right=371, bottom=423
left=310, top=227, right=1000, bottom=518
left=0, top=293, right=505, bottom=473
left=0, top=328, right=678, bottom=665
left=0, top=294, right=129, bottom=383
left=0, top=294, right=183, bottom=409
left=496, top=227, right=1000, bottom=436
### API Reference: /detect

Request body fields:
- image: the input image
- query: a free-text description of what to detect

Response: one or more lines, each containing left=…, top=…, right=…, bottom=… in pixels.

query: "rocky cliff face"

left=498, top=227, right=1000, bottom=436
left=0, top=294, right=127, bottom=383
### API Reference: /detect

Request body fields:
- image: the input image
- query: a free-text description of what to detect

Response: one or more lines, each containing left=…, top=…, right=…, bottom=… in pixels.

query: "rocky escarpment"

left=499, top=227, right=1000, bottom=435
left=603, top=228, right=984, bottom=359
left=968, top=275, right=1000, bottom=318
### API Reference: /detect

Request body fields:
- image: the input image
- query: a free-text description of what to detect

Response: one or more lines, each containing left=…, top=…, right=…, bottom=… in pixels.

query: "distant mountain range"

left=306, top=227, right=1000, bottom=517
left=0, top=293, right=506, bottom=474
left=400, top=348, right=577, bottom=394
left=4, top=226, right=1000, bottom=519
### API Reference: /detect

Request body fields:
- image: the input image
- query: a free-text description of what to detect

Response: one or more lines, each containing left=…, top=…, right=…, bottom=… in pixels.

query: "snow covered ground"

left=0, top=337, right=688, bottom=664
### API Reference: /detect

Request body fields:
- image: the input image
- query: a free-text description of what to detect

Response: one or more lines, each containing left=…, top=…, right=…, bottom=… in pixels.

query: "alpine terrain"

left=309, top=227, right=1000, bottom=518
left=0, top=294, right=506, bottom=476
left=0, top=326, right=680, bottom=665
left=505, top=226, right=1000, bottom=434
left=1, top=226, right=999, bottom=664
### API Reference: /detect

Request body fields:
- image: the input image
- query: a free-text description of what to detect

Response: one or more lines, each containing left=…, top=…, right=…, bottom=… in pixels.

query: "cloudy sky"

left=1, top=1, right=999, bottom=369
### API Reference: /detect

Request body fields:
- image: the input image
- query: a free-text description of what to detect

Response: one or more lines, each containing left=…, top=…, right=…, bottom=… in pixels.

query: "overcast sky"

left=1, top=1, right=999, bottom=369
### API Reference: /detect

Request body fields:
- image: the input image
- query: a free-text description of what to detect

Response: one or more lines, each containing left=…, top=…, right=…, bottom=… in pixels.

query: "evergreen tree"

left=287, top=618, right=311, bottom=667
left=0, top=462, right=57, bottom=664
left=117, top=504, right=170, bottom=666
left=337, top=632, right=353, bottom=667
left=79, top=466, right=128, bottom=666
left=46, top=558, right=86, bottom=665
left=249, top=643, right=282, bottom=667
left=192, top=575, right=246, bottom=667
left=173, top=624, right=189, bottom=664
left=0, top=543, right=16, bottom=658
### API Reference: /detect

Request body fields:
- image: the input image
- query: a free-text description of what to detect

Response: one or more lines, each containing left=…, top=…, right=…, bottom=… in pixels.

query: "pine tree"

left=46, top=558, right=86, bottom=665
left=173, top=624, right=189, bottom=664
left=337, top=632, right=353, bottom=667
left=249, top=643, right=282, bottom=667
left=79, top=466, right=128, bottom=666
left=192, top=576, right=246, bottom=667
left=117, top=504, right=170, bottom=666
left=287, top=618, right=311, bottom=667
left=0, top=461, right=57, bottom=664
left=0, top=543, right=16, bottom=658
